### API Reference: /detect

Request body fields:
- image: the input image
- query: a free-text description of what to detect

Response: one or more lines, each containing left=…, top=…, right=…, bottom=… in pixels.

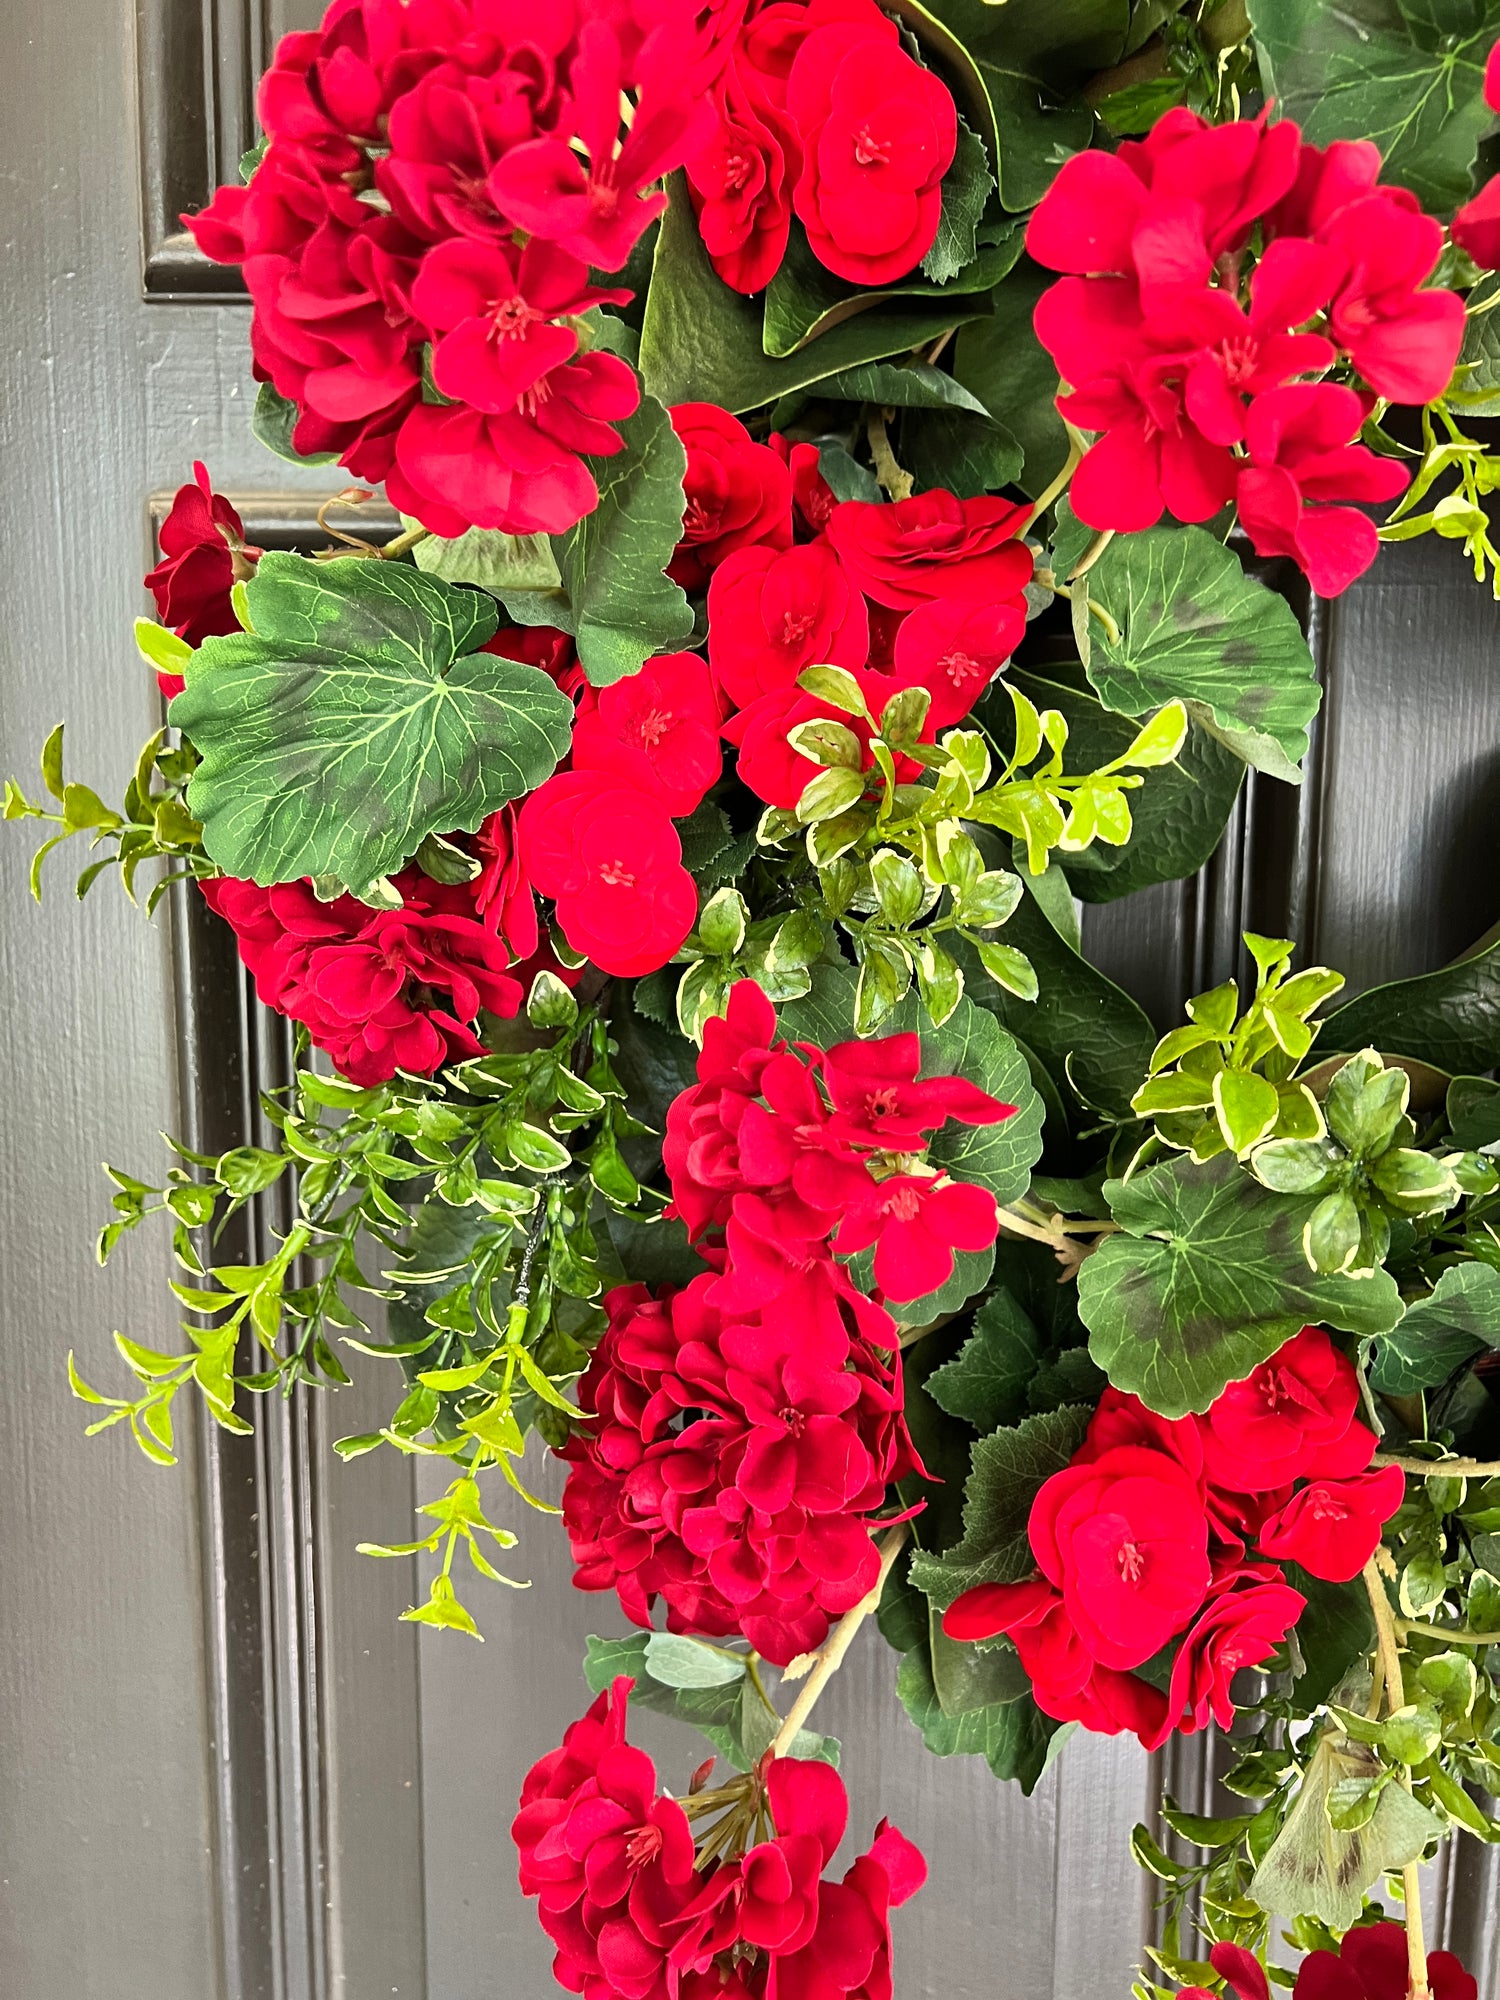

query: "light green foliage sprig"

left=755, top=666, right=1188, bottom=1033
left=70, top=972, right=658, bottom=1633
left=1130, top=934, right=1345, bottom=1163
left=4, top=717, right=207, bottom=908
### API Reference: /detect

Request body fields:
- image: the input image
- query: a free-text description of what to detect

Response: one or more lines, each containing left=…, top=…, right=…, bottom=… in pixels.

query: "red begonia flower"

left=707, top=540, right=869, bottom=708
left=572, top=652, right=724, bottom=817
left=687, top=67, right=799, bottom=295
left=1236, top=383, right=1410, bottom=596
left=824, top=490, right=1033, bottom=610
left=723, top=668, right=923, bottom=811
left=888, top=595, right=1027, bottom=727
left=1198, top=1325, right=1374, bottom=1493
left=1028, top=1445, right=1212, bottom=1669
left=1256, top=1464, right=1407, bottom=1582
left=786, top=0, right=956, bottom=286
left=670, top=402, right=794, bottom=589
left=144, top=462, right=260, bottom=674
left=1165, top=1578, right=1307, bottom=1736
left=472, top=801, right=540, bottom=962
left=517, top=771, right=699, bottom=977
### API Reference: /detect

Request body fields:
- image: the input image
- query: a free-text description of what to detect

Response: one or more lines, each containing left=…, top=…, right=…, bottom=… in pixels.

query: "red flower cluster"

left=144, top=464, right=261, bottom=689
left=560, top=982, right=1013, bottom=1663
left=671, top=404, right=1033, bottom=810
left=1027, top=109, right=1465, bottom=594
left=943, top=1327, right=1405, bottom=1749
left=1452, top=41, right=1500, bottom=271
left=517, top=649, right=722, bottom=977
left=684, top=0, right=957, bottom=294
left=1193, top=1925, right=1478, bottom=2000
left=200, top=852, right=575, bottom=1087
left=513, top=1677, right=925, bottom=2000
left=186, top=0, right=706, bottom=537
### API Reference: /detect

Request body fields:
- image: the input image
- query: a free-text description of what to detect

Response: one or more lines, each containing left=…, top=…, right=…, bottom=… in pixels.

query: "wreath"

left=13, top=1, right=1500, bottom=1995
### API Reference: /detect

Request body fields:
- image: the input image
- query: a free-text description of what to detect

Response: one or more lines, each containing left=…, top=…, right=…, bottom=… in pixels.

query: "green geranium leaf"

left=921, top=116, right=995, bottom=283
left=1078, top=1154, right=1404, bottom=1417
left=1320, top=929, right=1500, bottom=1075
left=1370, top=1262, right=1500, bottom=1393
left=640, top=178, right=991, bottom=412
left=1250, top=0, right=1500, bottom=214
left=1085, top=527, right=1322, bottom=781
left=173, top=553, right=572, bottom=898
left=952, top=258, right=1072, bottom=498
left=927, top=1285, right=1041, bottom=1432
left=909, top=1405, right=1092, bottom=1609
left=1006, top=670, right=1245, bottom=903
left=413, top=523, right=563, bottom=596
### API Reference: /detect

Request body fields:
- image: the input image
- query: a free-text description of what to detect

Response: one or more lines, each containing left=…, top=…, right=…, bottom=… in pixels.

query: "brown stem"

left=1362, top=1558, right=1431, bottom=2000
left=768, top=1525, right=909, bottom=1759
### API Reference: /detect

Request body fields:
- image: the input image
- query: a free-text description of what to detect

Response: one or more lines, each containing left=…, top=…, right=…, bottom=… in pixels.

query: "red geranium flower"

left=670, top=402, right=794, bottom=589
left=889, top=595, right=1027, bottom=727
left=144, top=463, right=260, bottom=675
left=820, top=1168, right=1001, bottom=1304
left=1236, top=383, right=1409, bottom=597
left=1198, top=1324, right=1375, bottom=1493
left=517, top=771, right=699, bottom=978
left=786, top=0, right=956, bottom=286
left=572, top=652, right=724, bottom=818
left=1165, top=1577, right=1306, bottom=1736
left=707, top=540, right=869, bottom=708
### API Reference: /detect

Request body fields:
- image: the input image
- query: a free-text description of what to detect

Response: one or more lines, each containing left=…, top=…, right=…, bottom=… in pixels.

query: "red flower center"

left=490, top=293, right=542, bottom=341
left=852, top=123, right=891, bottom=168
left=723, top=150, right=752, bottom=193
left=1116, top=1539, right=1146, bottom=1585
left=600, top=858, right=637, bottom=889
left=866, top=1086, right=900, bottom=1118
left=1216, top=334, right=1262, bottom=387
left=781, top=608, right=816, bottom=646
left=1309, top=1489, right=1348, bottom=1522
left=939, top=649, right=979, bottom=687
left=779, top=1404, right=807, bottom=1436
left=624, top=1822, right=664, bottom=1869
left=884, top=1184, right=923, bottom=1223
left=635, top=706, right=673, bottom=748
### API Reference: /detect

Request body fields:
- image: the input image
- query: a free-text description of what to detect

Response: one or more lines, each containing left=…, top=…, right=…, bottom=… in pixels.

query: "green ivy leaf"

left=1085, top=527, right=1322, bottom=782
left=1370, top=1262, right=1500, bottom=1393
left=640, top=177, right=990, bottom=412
left=763, top=221, right=1019, bottom=359
left=174, top=553, right=572, bottom=898
left=909, top=1405, right=1093, bottom=1609
left=915, top=0, right=1128, bottom=209
left=1078, top=1154, right=1404, bottom=1417
left=1320, top=929, right=1500, bottom=1075
left=1249, top=0, right=1500, bottom=214
left=921, top=116, right=995, bottom=283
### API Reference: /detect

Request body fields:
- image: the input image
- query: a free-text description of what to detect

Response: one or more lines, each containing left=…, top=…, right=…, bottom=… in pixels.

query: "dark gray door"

left=1, top=7, right=1498, bottom=2000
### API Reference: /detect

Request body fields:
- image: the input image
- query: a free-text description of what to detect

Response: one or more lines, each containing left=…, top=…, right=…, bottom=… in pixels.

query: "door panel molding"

left=135, top=0, right=269, bottom=300
left=166, top=494, right=423, bottom=1999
